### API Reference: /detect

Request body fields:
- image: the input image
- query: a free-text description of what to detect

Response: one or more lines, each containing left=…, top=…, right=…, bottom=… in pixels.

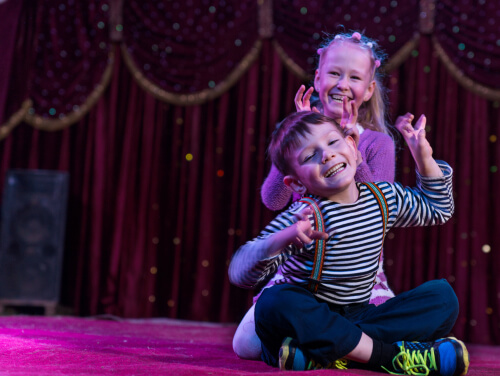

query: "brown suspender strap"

left=362, top=183, right=389, bottom=283
left=298, top=197, right=326, bottom=293
left=300, top=184, right=388, bottom=294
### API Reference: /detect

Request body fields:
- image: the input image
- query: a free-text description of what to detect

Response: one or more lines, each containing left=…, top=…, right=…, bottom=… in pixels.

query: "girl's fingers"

left=350, top=101, right=358, bottom=122
left=304, top=87, right=314, bottom=101
left=294, top=85, right=305, bottom=104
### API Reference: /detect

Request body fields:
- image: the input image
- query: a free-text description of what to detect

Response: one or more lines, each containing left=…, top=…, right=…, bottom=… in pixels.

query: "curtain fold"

left=0, top=0, right=499, bottom=346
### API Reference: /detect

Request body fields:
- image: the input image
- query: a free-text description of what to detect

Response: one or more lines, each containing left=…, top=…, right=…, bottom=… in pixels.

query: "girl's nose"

left=337, top=76, right=348, bottom=90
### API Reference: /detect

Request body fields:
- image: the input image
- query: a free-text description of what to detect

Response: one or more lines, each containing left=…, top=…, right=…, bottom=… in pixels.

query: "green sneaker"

left=278, top=337, right=349, bottom=371
left=386, top=337, right=469, bottom=376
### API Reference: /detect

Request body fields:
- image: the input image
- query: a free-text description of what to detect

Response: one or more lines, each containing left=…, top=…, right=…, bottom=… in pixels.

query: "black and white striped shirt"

left=229, top=162, right=454, bottom=305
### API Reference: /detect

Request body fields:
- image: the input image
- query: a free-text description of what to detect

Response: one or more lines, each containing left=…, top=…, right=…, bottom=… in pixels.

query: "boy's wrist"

left=415, top=157, right=443, bottom=177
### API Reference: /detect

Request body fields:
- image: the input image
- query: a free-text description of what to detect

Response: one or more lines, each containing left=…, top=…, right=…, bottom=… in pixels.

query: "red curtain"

left=0, top=0, right=500, bottom=346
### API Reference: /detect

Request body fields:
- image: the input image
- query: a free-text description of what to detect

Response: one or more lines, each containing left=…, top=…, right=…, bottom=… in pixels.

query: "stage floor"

left=0, top=315, right=497, bottom=375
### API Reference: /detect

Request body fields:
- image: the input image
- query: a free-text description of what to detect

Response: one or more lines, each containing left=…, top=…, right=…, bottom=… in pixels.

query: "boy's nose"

left=322, top=151, right=335, bottom=164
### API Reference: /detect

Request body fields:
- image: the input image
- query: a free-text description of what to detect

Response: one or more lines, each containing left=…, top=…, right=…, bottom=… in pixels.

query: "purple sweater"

left=259, top=128, right=396, bottom=305
left=261, top=129, right=396, bottom=210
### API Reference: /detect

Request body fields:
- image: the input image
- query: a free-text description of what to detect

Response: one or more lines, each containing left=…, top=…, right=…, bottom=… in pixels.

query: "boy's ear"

left=345, top=135, right=358, bottom=159
left=284, top=175, right=307, bottom=195
left=314, top=69, right=320, bottom=92
left=363, top=80, right=376, bottom=102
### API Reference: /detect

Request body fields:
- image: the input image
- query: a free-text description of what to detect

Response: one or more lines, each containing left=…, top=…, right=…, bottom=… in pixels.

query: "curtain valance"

left=1, top=0, right=499, bottom=137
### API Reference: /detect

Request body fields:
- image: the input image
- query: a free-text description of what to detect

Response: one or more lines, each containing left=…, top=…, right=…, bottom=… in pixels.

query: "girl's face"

left=314, top=43, right=375, bottom=121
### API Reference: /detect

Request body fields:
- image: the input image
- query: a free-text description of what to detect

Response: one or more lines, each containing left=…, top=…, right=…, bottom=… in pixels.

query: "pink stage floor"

left=0, top=315, right=498, bottom=375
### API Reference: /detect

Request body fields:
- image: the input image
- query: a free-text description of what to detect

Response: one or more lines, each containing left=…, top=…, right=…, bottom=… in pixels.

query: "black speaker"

left=0, top=169, right=69, bottom=303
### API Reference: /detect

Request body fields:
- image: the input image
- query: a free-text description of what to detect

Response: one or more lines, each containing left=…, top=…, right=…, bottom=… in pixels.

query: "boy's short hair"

left=268, top=112, right=344, bottom=175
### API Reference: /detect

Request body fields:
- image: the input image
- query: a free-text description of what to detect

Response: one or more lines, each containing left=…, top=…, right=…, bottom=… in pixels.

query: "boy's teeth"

left=325, top=163, right=345, bottom=177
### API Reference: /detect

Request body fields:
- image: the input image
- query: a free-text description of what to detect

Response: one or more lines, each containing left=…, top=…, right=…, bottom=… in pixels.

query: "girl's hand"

left=295, top=85, right=320, bottom=113
left=340, top=96, right=359, bottom=146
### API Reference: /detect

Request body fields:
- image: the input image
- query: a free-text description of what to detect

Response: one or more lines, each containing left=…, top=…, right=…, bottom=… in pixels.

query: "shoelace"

left=306, top=358, right=349, bottom=370
left=382, top=345, right=437, bottom=375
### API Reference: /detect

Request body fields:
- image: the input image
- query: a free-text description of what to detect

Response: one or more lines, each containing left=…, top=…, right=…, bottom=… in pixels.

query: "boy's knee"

left=424, top=279, right=459, bottom=317
left=434, top=279, right=458, bottom=306
left=255, top=284, right=310, bottom=323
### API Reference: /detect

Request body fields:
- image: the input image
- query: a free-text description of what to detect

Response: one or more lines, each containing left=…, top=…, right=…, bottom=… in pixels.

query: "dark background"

left=0, top=0, right=499, bottom=345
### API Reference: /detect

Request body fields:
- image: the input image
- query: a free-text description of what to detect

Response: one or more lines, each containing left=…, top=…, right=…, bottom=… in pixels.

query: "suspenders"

left=299, top=183, right=388, bottom=293
left=298, top=197, right=326, bottom=293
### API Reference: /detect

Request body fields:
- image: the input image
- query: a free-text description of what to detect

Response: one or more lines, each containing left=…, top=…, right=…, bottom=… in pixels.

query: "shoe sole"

left=279, top=337, right=294, bottom=371
left=448, top=337, right=469, bottom=376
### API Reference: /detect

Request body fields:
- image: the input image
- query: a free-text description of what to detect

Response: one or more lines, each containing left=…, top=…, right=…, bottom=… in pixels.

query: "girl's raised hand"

left=295, top=85, right=320, bottom=113
left=340, top=96, right=359, bottom=146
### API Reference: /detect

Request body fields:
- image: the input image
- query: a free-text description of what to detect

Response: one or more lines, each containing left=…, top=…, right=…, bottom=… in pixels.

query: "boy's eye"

left=303, top=153, right=315, bottom=162
left=328, top=140, right=338, bottom=146
left=351, top=75, right=361, bottom=80
left=330, top=71, right=340, bottom=76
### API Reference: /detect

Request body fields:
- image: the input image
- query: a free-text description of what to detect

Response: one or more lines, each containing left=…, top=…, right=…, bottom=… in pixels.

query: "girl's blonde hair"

left=316, top=31, right=391, bottom=136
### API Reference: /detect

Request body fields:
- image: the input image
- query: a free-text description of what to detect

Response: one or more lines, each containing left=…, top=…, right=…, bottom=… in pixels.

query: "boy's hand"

left=289, top=207, right=328, bottom=248
left=295, top=85, right=320, bottom=113
left=340, top=96, right=359, bottom=146
left=395, top=113, right=443, bottom=177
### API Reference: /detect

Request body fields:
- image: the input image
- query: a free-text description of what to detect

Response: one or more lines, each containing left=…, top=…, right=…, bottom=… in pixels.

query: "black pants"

left=255, top=279, right=459, bottom=367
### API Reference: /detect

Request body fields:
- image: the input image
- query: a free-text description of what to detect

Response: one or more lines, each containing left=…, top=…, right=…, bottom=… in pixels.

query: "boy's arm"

left=395, top=113, right=442, bottom=177
left=228, top=207, right=328, bottom=288
left=389, top=113, right=453, bottom=228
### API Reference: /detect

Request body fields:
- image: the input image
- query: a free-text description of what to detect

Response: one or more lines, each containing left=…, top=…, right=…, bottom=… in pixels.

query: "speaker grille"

left=0, top=170, right=69, bottom=302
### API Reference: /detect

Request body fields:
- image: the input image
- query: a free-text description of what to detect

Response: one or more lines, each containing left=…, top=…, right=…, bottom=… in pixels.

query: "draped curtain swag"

left=0, top=0, right=499, bottom=346
left=1, top=0, right=500, bottom=133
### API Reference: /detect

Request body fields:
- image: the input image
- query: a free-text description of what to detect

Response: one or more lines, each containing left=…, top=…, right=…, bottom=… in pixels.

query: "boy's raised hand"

left=295, top=85, right=320, bottom=113
left=289, top=207, right=328, bottom=248
left=395, top=113, right=443, bottom=177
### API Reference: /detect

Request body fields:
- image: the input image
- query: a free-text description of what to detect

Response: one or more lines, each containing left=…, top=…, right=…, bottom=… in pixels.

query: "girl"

left=233, top=31, right=396, bottom=359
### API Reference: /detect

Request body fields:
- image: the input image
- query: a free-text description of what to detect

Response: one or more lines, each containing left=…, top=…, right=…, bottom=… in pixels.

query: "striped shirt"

left=229, top=162, right=454, bottom=305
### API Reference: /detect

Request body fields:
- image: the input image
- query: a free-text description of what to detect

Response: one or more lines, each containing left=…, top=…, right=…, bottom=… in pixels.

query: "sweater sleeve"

left=260, top=164, right=293, bottom=211
left=355, top=130, right=396, bottom=183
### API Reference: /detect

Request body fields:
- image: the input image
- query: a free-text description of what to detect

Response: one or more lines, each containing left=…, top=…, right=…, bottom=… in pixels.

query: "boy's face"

left=284, top=122, right=359, bottom=203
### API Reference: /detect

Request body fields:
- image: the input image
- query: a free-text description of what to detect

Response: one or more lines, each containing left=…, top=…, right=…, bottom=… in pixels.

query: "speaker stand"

left=0, top=299, right=57, bottom=316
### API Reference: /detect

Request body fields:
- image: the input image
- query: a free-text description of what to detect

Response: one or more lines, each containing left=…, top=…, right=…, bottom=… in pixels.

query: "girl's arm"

left=260, top=164, right=293, bottom=211
left=355, top=130, right=396, bottom=183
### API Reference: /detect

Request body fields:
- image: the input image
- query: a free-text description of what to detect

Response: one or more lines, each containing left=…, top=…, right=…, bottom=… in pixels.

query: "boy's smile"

left=283, top=122, right=359, bottom=203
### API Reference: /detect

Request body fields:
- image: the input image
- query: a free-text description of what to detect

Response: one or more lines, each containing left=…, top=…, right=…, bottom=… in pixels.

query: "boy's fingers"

left=297, top=232, right=313, bottom=245
left=415, top=115, right=426, bottom=131
left=311, top=231, right=329, bottom=240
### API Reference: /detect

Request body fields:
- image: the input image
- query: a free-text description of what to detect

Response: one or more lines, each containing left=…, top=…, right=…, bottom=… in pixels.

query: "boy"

left=229, top=111, right=468, bottom=375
